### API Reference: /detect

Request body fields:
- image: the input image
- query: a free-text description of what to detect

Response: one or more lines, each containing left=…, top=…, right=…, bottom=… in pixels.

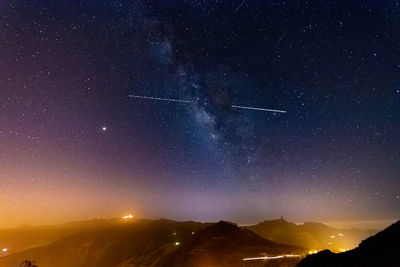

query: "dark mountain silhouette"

left=0, top=218, right=384, bottom=267
left=155, top=221, right=308, bottom=267
left=245, top=218, right=375, bottom=251
left=297, top=220, right=400, bottom=267
left=0, top=219, right=210, bottom=267
left=0, top=219, right=309, bottom=267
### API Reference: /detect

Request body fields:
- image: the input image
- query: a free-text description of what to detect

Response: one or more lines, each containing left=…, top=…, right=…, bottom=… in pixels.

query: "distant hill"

left=245, top=218, right=375, bottom=251
left=0, top=219, right=310, bottom=267
left=0, top=218, right=380, bottom=267
left=297, top=220, right=400, bottom=267
left=0, top=218, right=131, bottom=253
left=155, top=221, right=308, bottom=267
left=0, top=219, right=209, bottom=267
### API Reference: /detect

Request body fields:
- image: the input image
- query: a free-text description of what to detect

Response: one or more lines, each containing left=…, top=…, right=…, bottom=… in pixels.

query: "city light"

left=122, top=214, right=133, bottom=219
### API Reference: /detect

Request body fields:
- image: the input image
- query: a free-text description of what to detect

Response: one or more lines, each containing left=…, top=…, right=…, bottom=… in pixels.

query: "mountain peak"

left=156, top=220, right=307, bottom=267
left=194, top=221, right=240, bottom=239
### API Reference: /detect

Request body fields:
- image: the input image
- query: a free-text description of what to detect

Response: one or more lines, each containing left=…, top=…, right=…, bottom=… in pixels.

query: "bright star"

left=102, top=126, right=107, bottom=131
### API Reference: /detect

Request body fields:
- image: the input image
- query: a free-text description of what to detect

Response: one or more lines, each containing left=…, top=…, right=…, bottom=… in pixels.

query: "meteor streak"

left=231, top=105, right=287, bottom=113
left=128, top=95, right=191, bottom=104
left=128, top=95, right=286, bottom=114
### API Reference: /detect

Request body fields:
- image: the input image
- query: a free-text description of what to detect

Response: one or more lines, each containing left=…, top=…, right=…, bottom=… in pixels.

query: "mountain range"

left=0, top=217, right=390, bottom=267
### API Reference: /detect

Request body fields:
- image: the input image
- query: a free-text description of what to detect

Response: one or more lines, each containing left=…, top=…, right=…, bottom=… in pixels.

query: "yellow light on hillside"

left=122, top=214, right=133, bottom=219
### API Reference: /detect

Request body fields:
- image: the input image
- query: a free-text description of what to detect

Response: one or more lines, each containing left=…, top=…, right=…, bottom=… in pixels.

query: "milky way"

left=0, top=0, right=399, bottom=227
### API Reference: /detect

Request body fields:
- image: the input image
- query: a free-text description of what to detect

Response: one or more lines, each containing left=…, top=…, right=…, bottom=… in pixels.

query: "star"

left=0, top=0, right=398, bottom=229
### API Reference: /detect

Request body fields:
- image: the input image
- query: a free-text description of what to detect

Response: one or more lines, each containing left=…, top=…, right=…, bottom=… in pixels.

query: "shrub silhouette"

left=20, top=260, right=38, bottom=267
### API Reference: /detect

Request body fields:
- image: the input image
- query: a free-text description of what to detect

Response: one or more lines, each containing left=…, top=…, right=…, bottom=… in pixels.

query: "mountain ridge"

left=297, top=220, right=400, bottom=267
left=0, top=217, right=380, bottom=267
left=245, top=218, right=375, bottom=251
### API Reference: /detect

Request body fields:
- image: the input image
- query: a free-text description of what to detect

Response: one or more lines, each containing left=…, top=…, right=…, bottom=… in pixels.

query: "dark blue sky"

left=0, top=0, right=399, bottom=227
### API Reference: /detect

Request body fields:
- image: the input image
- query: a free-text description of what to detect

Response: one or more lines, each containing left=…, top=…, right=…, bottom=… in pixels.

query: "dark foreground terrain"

left=298, top=220, right=400, bottom=267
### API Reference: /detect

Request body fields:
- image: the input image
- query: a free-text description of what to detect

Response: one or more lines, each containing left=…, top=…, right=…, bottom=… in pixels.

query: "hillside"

left=245, top=218, right=375, bottom=251
left=0, top=219, right=209, bottom=267
left=0, top=218, right=132, bottom=254
left=297, top=220, right=400, bottom=267
left=0, top=218, right=380, bottom=267
left=0, top=219, right=310, bottom=267
left=155, top=221, right=308, bottom=267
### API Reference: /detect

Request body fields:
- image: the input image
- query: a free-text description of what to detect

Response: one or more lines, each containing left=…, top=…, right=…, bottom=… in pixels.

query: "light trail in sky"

left=128, top=95, right=287, bottom=114
left=231, top=105, right=287, bottom=113
left=128, top=95, right=192, bottom=104
left=234, top=0, right=246, bottom=13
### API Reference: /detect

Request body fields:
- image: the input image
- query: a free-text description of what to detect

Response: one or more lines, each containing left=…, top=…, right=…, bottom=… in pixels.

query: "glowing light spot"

left=122, top=214, right=133, bottom=219
left=308, top=250, right=318, bottom=255
left=330, top=235, right=336, bottom=239
left=338, top=233, right=344, bottom=237
left=175, top=242, right=180, bottom=246
left=102, top=126, right=107, bottom=131
left=2, top=248, right=7, bottom=252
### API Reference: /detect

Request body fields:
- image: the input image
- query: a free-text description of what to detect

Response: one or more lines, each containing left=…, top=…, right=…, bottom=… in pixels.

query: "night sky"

left=0, top=0, right=399, bottom=228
